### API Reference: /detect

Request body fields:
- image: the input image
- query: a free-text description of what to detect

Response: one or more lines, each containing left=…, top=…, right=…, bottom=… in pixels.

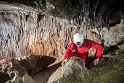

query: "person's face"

left=76, top=42, right=82, bottom=47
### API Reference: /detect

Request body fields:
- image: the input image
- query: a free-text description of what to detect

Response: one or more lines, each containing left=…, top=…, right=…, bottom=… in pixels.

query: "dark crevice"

left=104, top=40, right=124, bottom=55
left=33, top=62, right=61, bottom=83
left=20, top=55, right=56, bottom=76
left=0, top=73, right=10, bottom=83
left=104, top=45, right=119, bottom=55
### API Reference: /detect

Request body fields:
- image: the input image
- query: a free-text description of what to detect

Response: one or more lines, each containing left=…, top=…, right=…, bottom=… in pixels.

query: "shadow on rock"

left=19, top=55, right=56, bottom=76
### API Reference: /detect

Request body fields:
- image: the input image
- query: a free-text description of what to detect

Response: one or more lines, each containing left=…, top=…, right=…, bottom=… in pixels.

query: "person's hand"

left=61, top=59, right=68, bottom=66
left=88, top=48, right=96, bottom=57
left=93, top=58, right=99, bottom=65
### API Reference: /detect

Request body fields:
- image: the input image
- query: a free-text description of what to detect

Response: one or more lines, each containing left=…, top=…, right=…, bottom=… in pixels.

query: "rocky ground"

left=33, top=62, right=61, bottom=83
left=85, top=51, right=124, bottom=83
left=33, top=48, right=124, bottom=83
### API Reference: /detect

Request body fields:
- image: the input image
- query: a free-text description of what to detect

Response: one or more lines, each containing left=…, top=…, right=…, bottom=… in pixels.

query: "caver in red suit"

left=62, top=33, right=103, bottom=66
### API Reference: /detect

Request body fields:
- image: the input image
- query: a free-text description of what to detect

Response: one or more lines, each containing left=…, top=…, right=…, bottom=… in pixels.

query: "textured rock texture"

left=33, top=62, right=61, bottom=83
left=0, top=59, right=35, bottom=83
left=100, top=24, right=124, bottom=46
left=19, top=55, right=56, bottom=76
left=1, top=0, right=124, bottom=28
left=0, top=55, right=55, bottom=83
left=47, top=57, right=88, bottom=83
left=0, top=3, right=89, bottom=59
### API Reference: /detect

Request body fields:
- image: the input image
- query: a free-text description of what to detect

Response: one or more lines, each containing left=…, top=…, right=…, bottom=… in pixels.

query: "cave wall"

left=1, top=0, right=124, bottom=28
left=0, top=3, right=124, bottom=60
left=0, top=10, right=87, bottom=59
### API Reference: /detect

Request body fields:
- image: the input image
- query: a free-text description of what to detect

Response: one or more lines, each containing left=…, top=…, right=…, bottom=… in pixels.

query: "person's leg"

left=85, top=48, right=96, bottom=69
left=85, top=56, right=95, bottom=69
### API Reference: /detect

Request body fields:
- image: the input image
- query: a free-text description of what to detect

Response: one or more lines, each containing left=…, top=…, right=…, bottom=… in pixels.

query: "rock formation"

left=0, top=59, right=35, bottom=83
left=47, top=57, right=88, bottom=83
left=0, top=3, right=102, bottom=60
left=19, top=55, right=56, bottom=76
left=1, top=0, right=124, bottom=28
left=100, top=24, right=124, bottom=46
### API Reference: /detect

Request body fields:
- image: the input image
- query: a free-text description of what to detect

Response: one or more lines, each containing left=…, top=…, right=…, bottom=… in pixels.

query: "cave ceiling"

left=1, top=0, right=124, bottom=28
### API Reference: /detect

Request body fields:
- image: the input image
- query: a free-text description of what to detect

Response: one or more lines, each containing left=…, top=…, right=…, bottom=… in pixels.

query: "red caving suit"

left=64, top=39, right=103, bottom=63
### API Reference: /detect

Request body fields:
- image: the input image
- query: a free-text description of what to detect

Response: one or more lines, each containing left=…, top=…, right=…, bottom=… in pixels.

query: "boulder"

left=100, top=24, right=124, bottom=46
left=0, top=59, right=35, bottom=83
left=47, top=57, right=88, bottom=83
left=87, top=30, right=102, bottom=44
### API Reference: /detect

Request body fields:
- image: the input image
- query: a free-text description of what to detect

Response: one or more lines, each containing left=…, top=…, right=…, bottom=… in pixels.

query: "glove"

left=61, top=59, right=68, bottom=66
left=93, top=58, right=99, bottom=65
left=88, top=48, right=96, bottom=57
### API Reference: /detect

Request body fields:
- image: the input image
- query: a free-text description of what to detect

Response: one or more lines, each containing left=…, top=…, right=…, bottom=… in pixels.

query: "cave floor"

left=33, top=51, right=124, bottom=83
left=33, top=62, right=61, bottom=83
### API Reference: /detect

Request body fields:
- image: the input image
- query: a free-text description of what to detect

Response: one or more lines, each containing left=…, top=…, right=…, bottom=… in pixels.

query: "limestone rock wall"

left=100, top=24, right=124, bottom=47
left=1, top=0, right=124, bottom=28
left=0, top=10, right=87, bottom=59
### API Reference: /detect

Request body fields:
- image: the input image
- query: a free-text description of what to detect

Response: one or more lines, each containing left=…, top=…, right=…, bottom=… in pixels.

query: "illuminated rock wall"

left=0, top=11, right=85, bottom=59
